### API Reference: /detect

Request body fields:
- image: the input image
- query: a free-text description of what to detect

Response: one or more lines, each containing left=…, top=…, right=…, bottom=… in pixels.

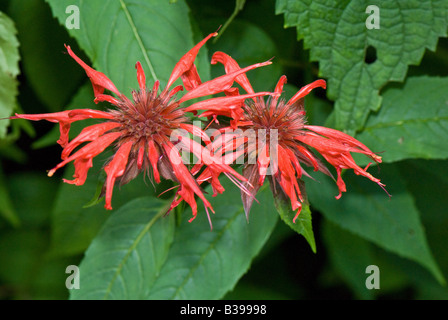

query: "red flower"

left=10, top=33, right=273, bottom=224
left=197, top=52, right=389, bottom=222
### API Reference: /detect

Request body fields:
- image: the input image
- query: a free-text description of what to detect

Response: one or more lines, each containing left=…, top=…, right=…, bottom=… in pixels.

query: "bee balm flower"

left=10, top=33, right=272, bottom=224
left=200, top=52, right=388, bottom=222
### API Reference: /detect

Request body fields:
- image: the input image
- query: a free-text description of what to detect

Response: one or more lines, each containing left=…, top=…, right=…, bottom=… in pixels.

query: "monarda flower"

left=197, top=52, right=388, bottom=222
left=10, top=33, right=272, bottom=224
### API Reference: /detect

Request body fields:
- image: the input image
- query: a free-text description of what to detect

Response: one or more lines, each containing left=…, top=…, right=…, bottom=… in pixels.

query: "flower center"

left=114, top=89, right=185, bottom=141
left=243, top=98, right=306, bottom=143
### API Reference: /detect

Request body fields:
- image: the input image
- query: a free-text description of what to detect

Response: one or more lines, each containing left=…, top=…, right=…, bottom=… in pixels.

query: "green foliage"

left=357, top=76, right=448, bottom=163
left=0, top=11, right=20, bottom=138
left=276, top=0, right=448, bottom=134
left=0, top=0, right=447, bottom=300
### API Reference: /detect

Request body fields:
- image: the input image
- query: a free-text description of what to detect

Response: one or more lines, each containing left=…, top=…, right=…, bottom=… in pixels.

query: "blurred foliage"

left=0, top=0, right=447, bottom=300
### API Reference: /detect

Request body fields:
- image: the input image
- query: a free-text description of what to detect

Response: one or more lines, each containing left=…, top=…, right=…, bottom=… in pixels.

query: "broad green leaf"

left=0, top=11, right=20, bottom=138
left=356, top=76, right=448, bottom=164
left=306, top=163, right=445, bottom=285
left=70, top=197, right=175, bottom=300
left=146, top=180, right=278, bottom=300
left=8, top=0, right=84, bottom=112
left=276, top=0, right=448, bottom=134
left=46, top=0, right=201, bottom=92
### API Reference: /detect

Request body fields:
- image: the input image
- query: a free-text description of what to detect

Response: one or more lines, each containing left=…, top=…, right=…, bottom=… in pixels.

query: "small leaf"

left=70, top=197, right=174, bottom=300
left=268, top=176, right=316, bottom=253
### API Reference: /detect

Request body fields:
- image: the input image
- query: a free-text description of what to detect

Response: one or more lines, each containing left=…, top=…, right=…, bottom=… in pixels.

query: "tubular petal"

left=179, top=60, right=273, bottom=103
left=135, top=61, right=146, bottom=91
left=65, top=45, right=121, bottom=98
left=163, top=141, right=213, bottom=220
left=12, top=109, right=114, bottom=147
left=63, top=157, right=93, bottom=186
left=180, top=64, right=202, bottom=91
left=61, top=122, right=121, bottom=160
left=48, top=131, right=122, bottom=177
left=287, top=79, right=326, bottom=106
left=185, top=92, right=275, bottom=117
left=211, top=51, right=255, bottom=94
left=166, top=32, right=218, bottom=90
left=147, top=139, right=161, bottom=183
left=104, top=140, right=134, bottom=210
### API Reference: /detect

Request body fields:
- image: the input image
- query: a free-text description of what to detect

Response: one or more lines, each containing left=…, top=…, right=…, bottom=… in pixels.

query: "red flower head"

left=10, top=33, right=273, bottom=225
left=197, top=52, right=389, bottom=222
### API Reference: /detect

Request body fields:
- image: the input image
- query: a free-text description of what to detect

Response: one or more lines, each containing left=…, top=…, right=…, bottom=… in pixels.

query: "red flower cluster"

left=10, top=32, right=388, bottom=226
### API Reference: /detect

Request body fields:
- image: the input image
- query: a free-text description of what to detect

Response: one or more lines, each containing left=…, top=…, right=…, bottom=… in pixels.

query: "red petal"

left=163, top=141, right=213, bottom=220
left=48, top=131, right=122, bottom=177
left=166, top=32, right=218, bottom=90
left=65, top=45, right=121, bottom=98
left=104, top=140, right=134, bottom=210
left=287, top=79, right=326, bottom=106
left=13, top=109, right=114, bottom=147
left=63, top=157, right=93, bottom=186
left=180, top=64, right=202, bottom=91
left=184, top=92, right=274, bottom=120
left=211, top=51, right=255, bottom=94
left=147, top=139, right=161, bottom=183
left=179, top=60, right=272, bottom=103
left=270, top=75, right=288, bottom=113
left=304, top=125, right=382, bottom=162
left=61, top=121, right=121, bottom=159
left=135, top=61, right=146, bottom=91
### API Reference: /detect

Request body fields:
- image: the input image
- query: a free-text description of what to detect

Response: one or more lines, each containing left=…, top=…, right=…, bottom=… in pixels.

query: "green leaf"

left=306, top=163, right=445, bottom=285
left=8, top=0, right=85, bottom=112
left=0, top=11, right=20, bottom=138
left=70, top=197, right=175, bottom=300
left=46, top=0, right=201, bottom=91
left=268, top=177, right=316, bottom=253
left=146, top=180, right=278, bottom=300
left=276, top=0, right=448, bottom=134
left=276, top=202, right=315, bottom=253
left=356, top=76, right=448, bottom=164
